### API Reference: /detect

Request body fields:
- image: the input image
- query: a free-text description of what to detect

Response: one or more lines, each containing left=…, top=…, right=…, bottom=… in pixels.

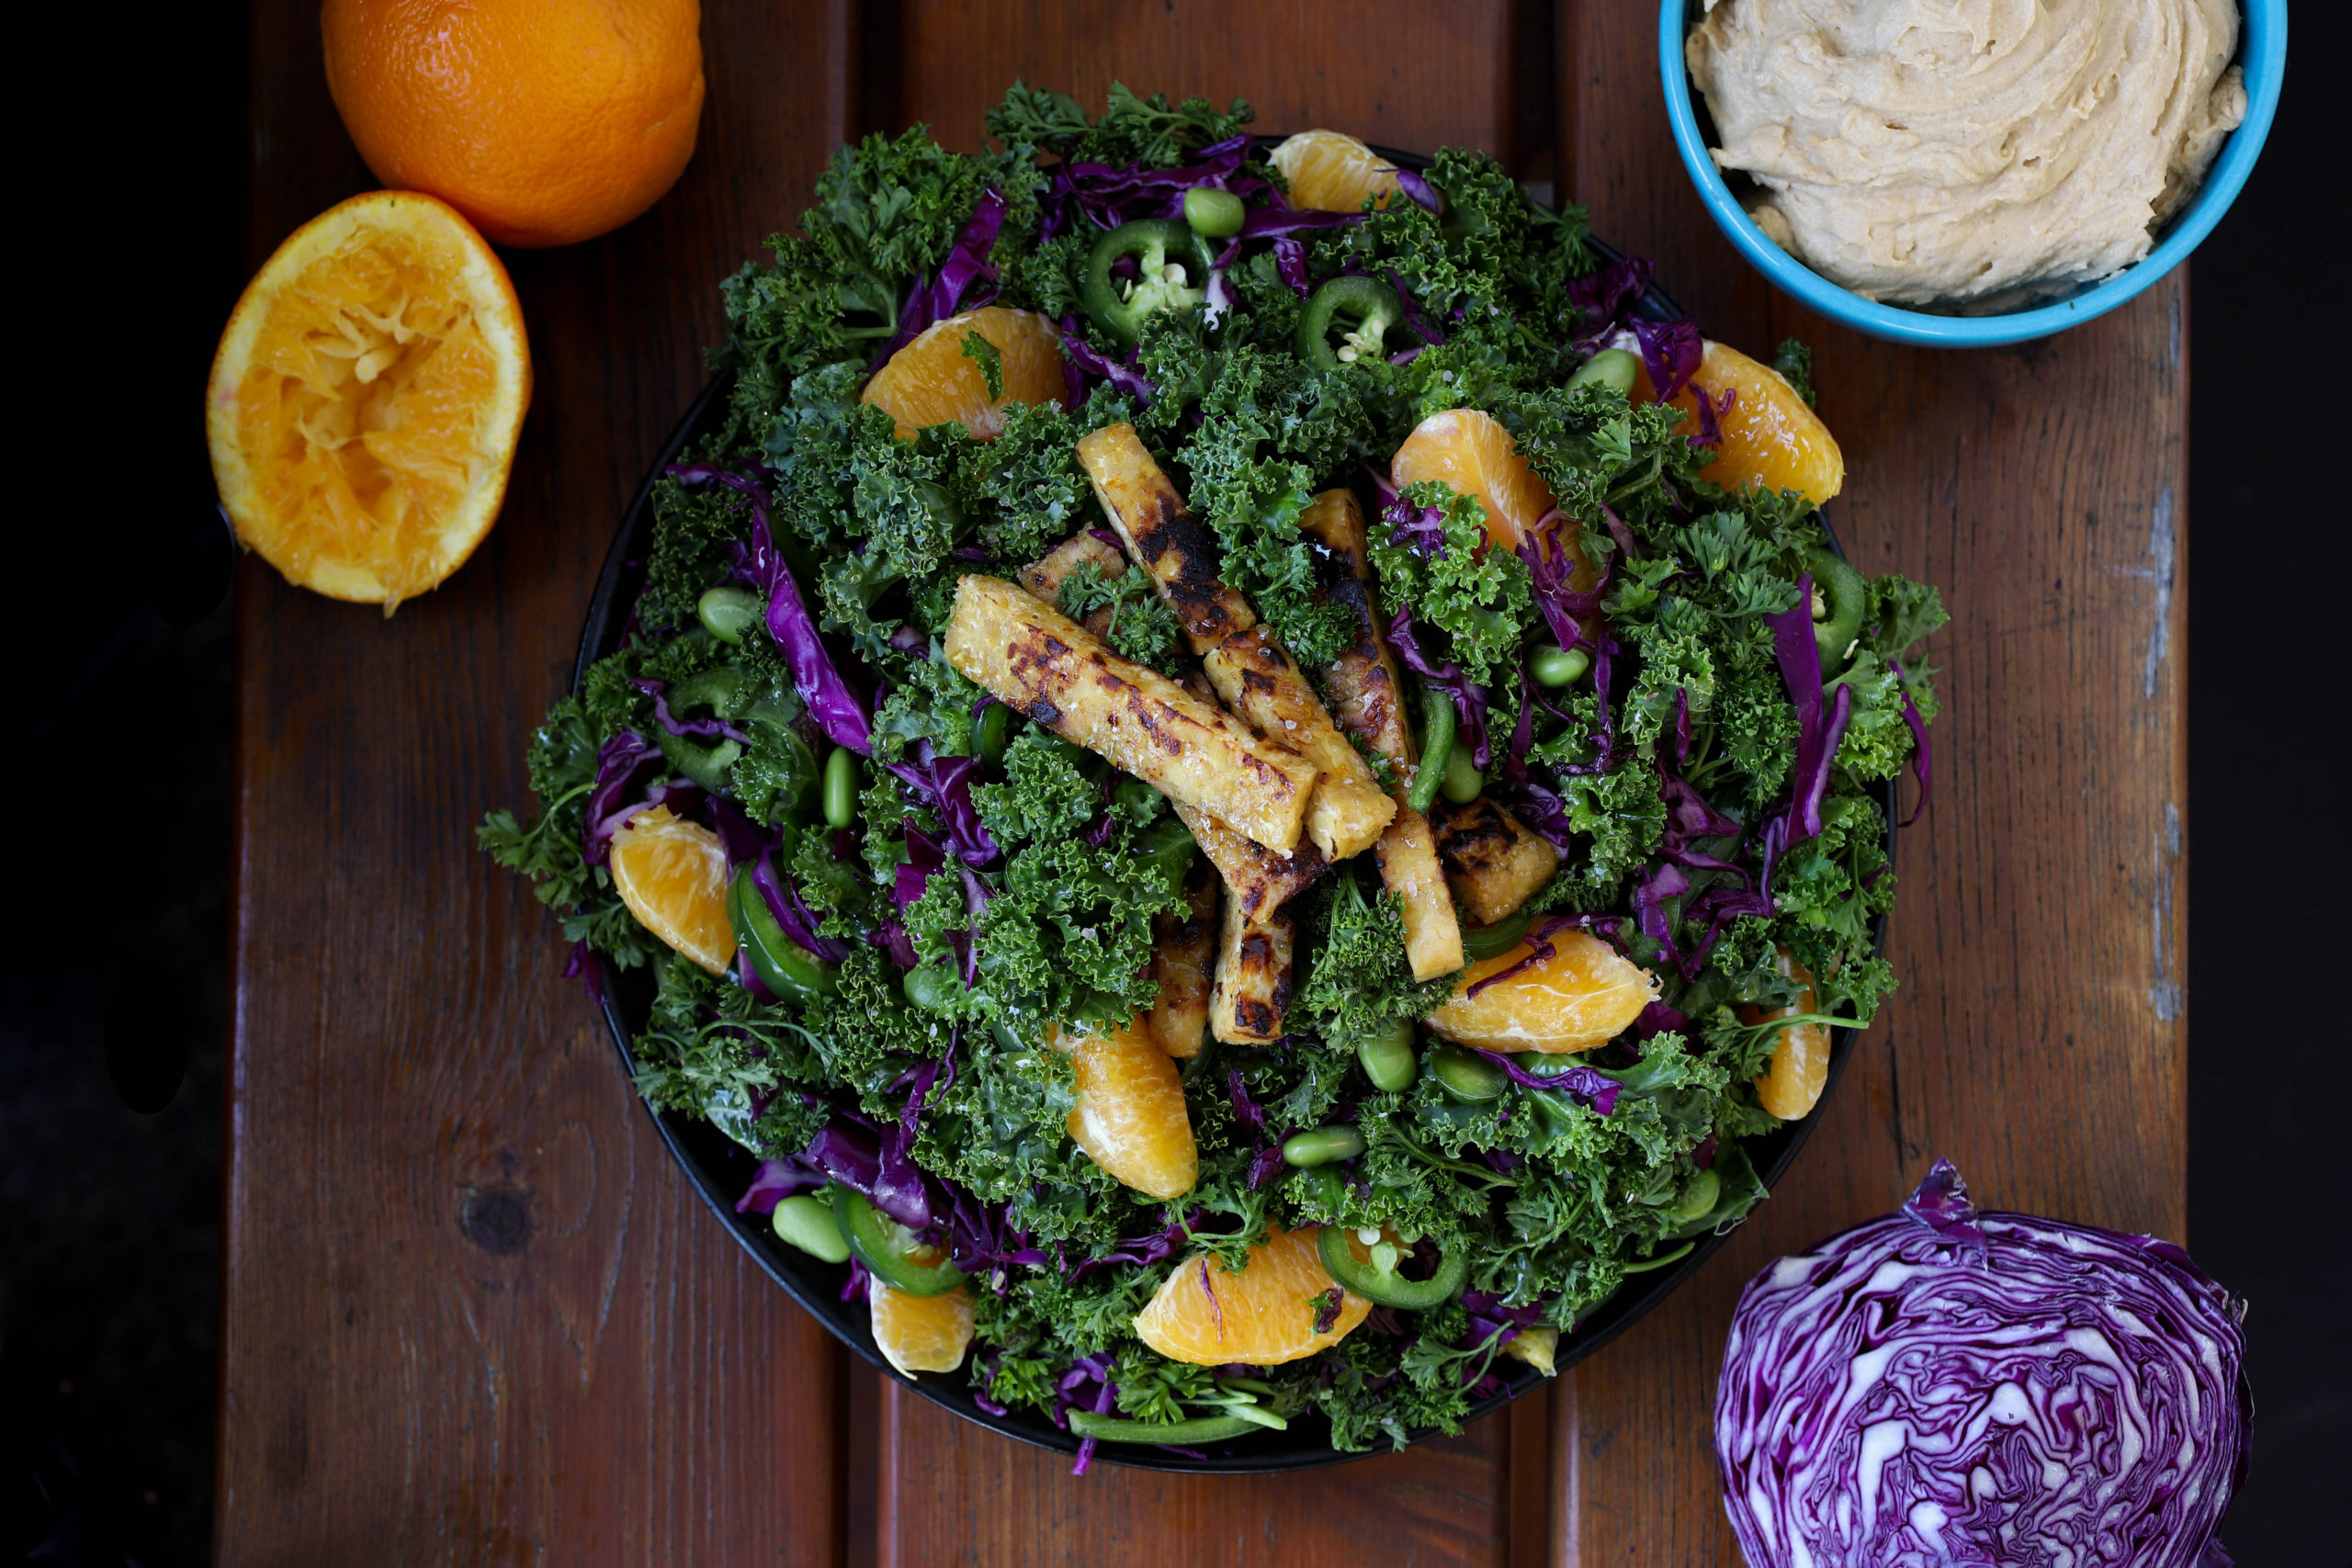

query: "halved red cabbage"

left=1716, top=1160, right=2249, bottom=1568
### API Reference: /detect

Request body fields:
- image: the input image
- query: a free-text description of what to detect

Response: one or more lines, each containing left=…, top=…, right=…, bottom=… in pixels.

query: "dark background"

left=3, top=9, right=2335, bottom=1565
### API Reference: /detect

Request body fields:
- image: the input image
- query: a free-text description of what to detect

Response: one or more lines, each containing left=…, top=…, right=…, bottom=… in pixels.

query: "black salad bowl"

left=571, top=143, right=1892, bottom=1472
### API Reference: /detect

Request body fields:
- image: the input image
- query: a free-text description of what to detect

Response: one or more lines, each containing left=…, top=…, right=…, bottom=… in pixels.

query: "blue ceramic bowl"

left=1660, top=0, right=2286, bottom=346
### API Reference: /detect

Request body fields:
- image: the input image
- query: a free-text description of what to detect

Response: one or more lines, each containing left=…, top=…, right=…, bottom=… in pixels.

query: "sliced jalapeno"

left=1317, top=1225, right=1470, bottom=1311
left=974, top=701, right=1011, bottom=765
left=1083, top=220, right=1216, bottom=346
left=729, top=864, right=839, bottom=1003
left=1068, top=1411, right=1267, bottom=1445
left=1297, top=276, right=1412, bottom=371
left=1805, top=547, right=1867, bottom=672
left=653, top=666, right=750, bottom=791
left=1430, top=1042, right=1506, bottom=1100
left=1406, top=683, right=1456, bottom=814
left=832, top=1188, right=966, bottom=1296
left=1459, top=908, right=1532, bottom=963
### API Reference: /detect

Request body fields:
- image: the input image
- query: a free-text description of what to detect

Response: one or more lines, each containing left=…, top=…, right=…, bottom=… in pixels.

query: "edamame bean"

left=823, top=746, right=859, bottom=829
left=902, top=963, right=959, bottom=1013
left=1182, top=186, right=1247, bottom=240
left=1440, top=745, right=1483, bottom=805
left=1282, top=1126, right=1366, bottom=1167
left=974, top=701, right=1010, bottom=765
left=772, top=1193, right=851, bottom=1262
left=1355, top=1019, right=1419, bottom=1091
left=1531, top=644, right=1590, bottom=688
left=696, top=585, right=763, bottom=645
left=1430, top=1042, right=1506, bottom=1100
left=1666, top=1168, right=1721, bottom=1226
left=1566, top=347, right=1639, bottom=396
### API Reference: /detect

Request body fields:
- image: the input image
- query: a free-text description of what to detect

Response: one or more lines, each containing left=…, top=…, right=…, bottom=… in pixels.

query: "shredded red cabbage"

left=1385, top=268, right=1448, bottom=346
left=868, top=188, right=1009, bottom=369
left=886, top=739, right=1001, bottom=865
left=1392, top=166, right=1442, bottom=215
left=1718, top=1160, right=2250, bottom=1568
left=1631, top=315, right=1704, bottom=404
left=1566, top=255, right=1655, bottom=343
left=1272, top=236, right=1310, bottom=296
left=671, top=464, right=873, bottom=756
left=581, top=729, right=665, bottom=865
left=1887, top=659, right=1933, bottom=826
left=631, top=676, right=754, bottom=744
left=1385, top=604, right=1492, bottom=769
left=1468, top=1048, right=1620, bottom=1114
left=1057, top=315, right=1159, bottom=401
left=562, top=938, right=606, bottom=1006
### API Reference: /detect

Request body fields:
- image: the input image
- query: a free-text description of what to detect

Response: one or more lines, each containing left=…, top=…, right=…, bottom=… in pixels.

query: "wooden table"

left=221, top=4, right=2188, bottom=1562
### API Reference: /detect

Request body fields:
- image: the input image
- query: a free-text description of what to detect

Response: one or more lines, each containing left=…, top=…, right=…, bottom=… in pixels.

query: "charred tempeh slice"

left=1076, top=423, right=1255, bottom=655
left=1170, top=799, right=1329, bottom=922
left=944, top=575, right=1318, bottom=852
left=1019, top=530, right=1129, bottom=635
left=1203, top=626, right=1396, bottom=862
left=1430, top=795, right=1561, bottom=927
left=1210, top=896, right=1295, bottom=1044
left=1299, top=489, right=1464, bottom=979
left=1146, top=858, right=1219, bottom=1058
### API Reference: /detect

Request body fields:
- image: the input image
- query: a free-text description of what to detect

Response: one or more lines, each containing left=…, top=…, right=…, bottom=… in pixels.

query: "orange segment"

left=1269, top=130, right=1403, bottom=213
left=1425, top=931, right=1658, bottom=1054
left=1134, top=1224, right=1372, bottom=1367
left=1390, top=409, right=1566, bottom=555
left=207, top=190, right=531, bottom=610
left=1742, top=946, right=1831, bottom=1120
left=606, top=805, right=734, bottom=975
left=1634, top=340, right=1844, bottom=506
left=862, top=307, right=1066, bottom=443
left=1055, top=1020, right=1199, bottom=1201
left=867, top=1275, right=975, bottom=1376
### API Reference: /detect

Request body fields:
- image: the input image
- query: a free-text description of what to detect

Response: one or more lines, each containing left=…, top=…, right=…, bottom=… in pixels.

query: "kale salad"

left=482, top=85, right=1944, bottom=1463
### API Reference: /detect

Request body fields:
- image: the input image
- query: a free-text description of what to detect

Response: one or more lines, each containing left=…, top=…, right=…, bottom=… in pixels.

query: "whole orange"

left=322, top=0, right=705, bottom=249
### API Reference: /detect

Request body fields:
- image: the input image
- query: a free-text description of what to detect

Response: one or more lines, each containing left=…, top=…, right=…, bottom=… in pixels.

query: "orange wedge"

left=1634, top=339, right=1844, bottom=507
left=606, top=805, right=733, bottom=975
left=207, top=189, right=531, bottom=610
left=1390, top=408, right=1563, bottom=555
left=1134, top=1223, right=1371, bottom=1367
left=1742, top=946, right=1831, bottom=1120
left=1269, top=130, right=1402, bottom=214
left=1425, top=931, right=1658, bottom=1054
left=867, top=1275, right=975, bottom=1376
left=1057, top=1019, right=1199, bottom=1201
left=861, top=306, right=1066, bottom=443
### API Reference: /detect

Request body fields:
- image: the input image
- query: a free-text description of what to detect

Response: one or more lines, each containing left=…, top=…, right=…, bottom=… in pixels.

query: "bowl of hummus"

left=1662, top=0, right=2286, bottom=345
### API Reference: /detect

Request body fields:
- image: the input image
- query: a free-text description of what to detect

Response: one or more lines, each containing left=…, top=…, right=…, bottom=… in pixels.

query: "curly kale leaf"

left=988, top=80, right=1253, bottom=168
left=1294, top=863, right=1461, bottom=1043
left=1057, top=559, right=1183, bottom=676
left=1770, top=339, right=1817, bottom=407
left=1367, top=480, right=1534, bottom=689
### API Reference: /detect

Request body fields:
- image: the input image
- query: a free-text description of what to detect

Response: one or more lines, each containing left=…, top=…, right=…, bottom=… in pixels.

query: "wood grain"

left=1551, top=6, right=2190, bottom=1562
left=218, top=5, right=856, bottom=1562
left=221, top=3, right=2189, bottom=1562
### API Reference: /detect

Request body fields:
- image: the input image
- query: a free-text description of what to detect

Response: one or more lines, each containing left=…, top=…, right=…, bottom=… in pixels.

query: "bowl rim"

left=1658, top=0, right=2287, bottom=347
left=565, top=145, right=1893, bottom=1472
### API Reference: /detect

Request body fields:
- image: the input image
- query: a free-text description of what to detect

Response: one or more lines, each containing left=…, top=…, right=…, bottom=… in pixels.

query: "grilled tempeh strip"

left=1075, top=423, right=1256, bottom=656
left=1018, top=530, right=1129, bottom=635
left=1209, top=894, right=1295, bottom=1044
left=1203, top=626, right=1396, bottom=862
left=1430, top=795, right=1561, bottom=927
left=1299, top=489, right=1465, bottom=979
left=1146, top=858, right=1219, bottom=1058
left=944, top=575, right=1318, bottom=852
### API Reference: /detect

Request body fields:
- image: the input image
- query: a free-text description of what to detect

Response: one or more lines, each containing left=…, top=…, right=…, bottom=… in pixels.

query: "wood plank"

left=217, top=6, right=858, bottom=1562
left=898, top=0, right=1523, bottom=163
left=876, top=6, right=1539, bottom=1562
left=1553, top=6, right=2190, bottom=1562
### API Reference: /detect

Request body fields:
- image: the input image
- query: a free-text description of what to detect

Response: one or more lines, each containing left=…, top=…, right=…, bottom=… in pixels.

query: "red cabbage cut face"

left=1715, top=1160, right=2249, bottom=1568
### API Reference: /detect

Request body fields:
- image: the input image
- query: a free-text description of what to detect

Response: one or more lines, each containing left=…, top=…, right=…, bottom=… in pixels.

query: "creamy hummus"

left=1687, top=0, right=2247, bottom=305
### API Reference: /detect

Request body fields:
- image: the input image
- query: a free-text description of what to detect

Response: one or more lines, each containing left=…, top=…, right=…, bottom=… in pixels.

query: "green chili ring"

left=1459, top=907, right=1533, bottom=962
left=1805, top=547, right=1868, bottom=672
left=1082, top=220, right=1216, bottom=346
left=1068, top=1411, right=1268, bottom=1445
left=1296, top=276, right=1422, bottom=371
left=1406, top=682, right=1457, bottom=814
left=728, top=865, right=839, bottom=1003
left=1317, top=1225, right=1471, bottom=1311
left=832, top=1188, right=967, bottom=1296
